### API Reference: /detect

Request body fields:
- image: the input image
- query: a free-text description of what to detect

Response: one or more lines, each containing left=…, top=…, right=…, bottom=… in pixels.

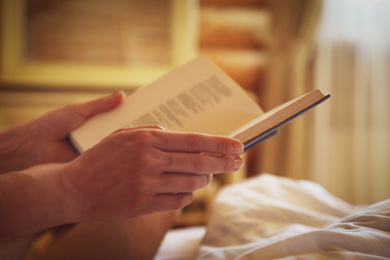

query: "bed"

left=155, top=174, right=390, bottom=259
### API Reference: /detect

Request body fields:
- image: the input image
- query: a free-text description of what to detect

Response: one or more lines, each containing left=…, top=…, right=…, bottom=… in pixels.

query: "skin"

left=0, top=91, right=244, bottom=258
left=0, top=91, right=126, bottom=174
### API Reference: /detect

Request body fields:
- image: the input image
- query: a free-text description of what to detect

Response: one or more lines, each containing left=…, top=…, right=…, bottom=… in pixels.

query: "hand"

left=0, top=92, right=124, bottom=173
left=64, top=127, right=244, bottom=222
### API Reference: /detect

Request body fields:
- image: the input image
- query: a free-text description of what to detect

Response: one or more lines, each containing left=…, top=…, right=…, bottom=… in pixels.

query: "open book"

left=70, top=56, right=330, bottom=153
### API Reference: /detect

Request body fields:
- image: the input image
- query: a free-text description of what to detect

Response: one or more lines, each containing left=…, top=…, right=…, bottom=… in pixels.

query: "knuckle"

left=223, top=155, right=235, bottom=172
left=216, top=139, right=228, bottom=154
left=132, top=148, right=158, bottom=172
left=185, top=176, right=201, bottom=191
left=129, top=145, right=167, bottom=175
left=223, top=157, right=231, bottom=172
left=132, top=131, right=156, bottom=146
left=193, top=154, right=208, bottom=173
left=136, top=175, right=150, bottom=188
left=163, top=155, right=174, bottom=169
left=133, top=147, right=150, bottom=162
left=186, top=133, right=202, bottom=150
left=172, top=193, right=193, bottom=209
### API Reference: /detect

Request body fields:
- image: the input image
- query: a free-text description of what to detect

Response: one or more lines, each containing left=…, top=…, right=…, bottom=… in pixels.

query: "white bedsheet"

left=157, top=174, right=390, bottom=260
left=156, top=226, right=206, bottom=260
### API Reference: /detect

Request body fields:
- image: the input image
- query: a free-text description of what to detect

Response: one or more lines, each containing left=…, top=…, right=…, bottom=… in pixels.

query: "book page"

left=70, top=56, right=263, bottom=152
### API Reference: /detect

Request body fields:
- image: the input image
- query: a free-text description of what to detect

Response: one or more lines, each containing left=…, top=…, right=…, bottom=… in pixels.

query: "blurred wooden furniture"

left=0, top=0, right=197, bottom=89
left=0, top=0, right=198, bottom=132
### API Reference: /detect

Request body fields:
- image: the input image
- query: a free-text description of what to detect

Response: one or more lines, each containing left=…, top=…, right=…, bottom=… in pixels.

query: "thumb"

left=76, top=91, right=125, bottom=119
left=42, top=91, right=125, bottom=137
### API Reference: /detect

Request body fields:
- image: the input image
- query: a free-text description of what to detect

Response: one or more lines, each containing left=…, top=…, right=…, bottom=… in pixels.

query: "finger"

left=75, top=91, right=125, bottom=119
left=154, top=173, right=212, bottom=193
left=151, top=193, right=194, bottom=212
left=51, top=91, right=125, bottom=135
left=162, top=152, right=244, bottom=174
left=112, top=125, right=167, bottom=134
left=37, top=92, right=124, bottom=130
left=152, top=131, right=244, bottom=155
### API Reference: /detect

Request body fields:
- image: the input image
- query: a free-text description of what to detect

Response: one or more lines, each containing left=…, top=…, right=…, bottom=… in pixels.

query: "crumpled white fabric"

left=195, top=174, right=390, bottom=260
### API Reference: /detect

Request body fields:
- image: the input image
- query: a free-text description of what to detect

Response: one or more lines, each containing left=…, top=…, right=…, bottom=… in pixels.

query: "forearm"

left=0, top=163, right=77, bottom=243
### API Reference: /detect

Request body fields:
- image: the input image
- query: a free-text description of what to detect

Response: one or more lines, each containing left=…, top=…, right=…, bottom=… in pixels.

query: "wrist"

left=0, top=124, right=32, bottom=174
left=0, top=163, right=79, bottom=242
left=55, top=162, right=84, bottom=224
left=37, top=162, right=82, bottom=225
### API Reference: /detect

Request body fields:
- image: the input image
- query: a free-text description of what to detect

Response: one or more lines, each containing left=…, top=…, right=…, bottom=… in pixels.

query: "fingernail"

left=154, top=125, right=167, bottom=131
left=112, top=90, right=126, bottom=97
left=230, top=142, right=244, bottom=154
left=234, top=157, right=244, bottom=171
left=208, top=174, right=213, bottom=183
